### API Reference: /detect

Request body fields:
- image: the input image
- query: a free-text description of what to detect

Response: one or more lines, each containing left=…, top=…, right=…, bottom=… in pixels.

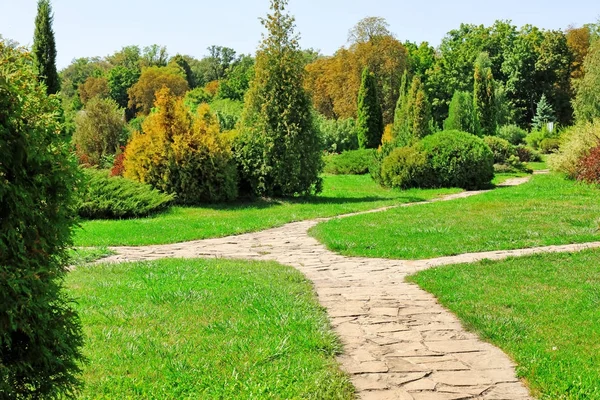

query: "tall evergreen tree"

left=394, top=75, right=431, bottom=145
left=473, top=52, right=496, bottom=136
left=392, top=70, right=409, bottom=137
left=32, top=0, right=60, bottom=95
left=236, top=0, right=322, bottom=197
left=532, top=94, right=556, bottom=130
left=444, top=91, right=475, bottom=133
left=356, top=67, right=384, bottom=149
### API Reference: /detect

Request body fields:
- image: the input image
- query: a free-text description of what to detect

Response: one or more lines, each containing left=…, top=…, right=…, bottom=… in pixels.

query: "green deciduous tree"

left=0, top=40, right=83, bottom=399
left=473, top=52, right=496, bottom=136
left=32, top=0, right=60, bottom=94
left=573, top=39, right=600, bottom=122
left=236, top=0, right=323, bottom=197
left=356, top=67, right=384, bottom=149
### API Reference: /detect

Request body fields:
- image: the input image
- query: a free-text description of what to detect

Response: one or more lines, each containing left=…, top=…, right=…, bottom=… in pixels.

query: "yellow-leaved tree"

left=124, top=87, right=237, bottom=204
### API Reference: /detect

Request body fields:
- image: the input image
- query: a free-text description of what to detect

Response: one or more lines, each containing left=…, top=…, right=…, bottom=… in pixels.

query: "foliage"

left=235, top=0, right=323, bottom=197
left=566, top=25, right=592, bottom=81
left=127, top=65, right=188, bottom=115
left=381, top=123, right=394, bottom=144
left=317, top=116, right=358, bottom=152
left=347, top=16, right=391, bottom=44
left=531, top=94, right=555, bottom=130
left=73, top=97, right=126, bottom=166
left=0, top=41, right=83, bottom=398
left=217, top=54, right=255, bottom=101
left=417, top=130, right=494, bottom=189
left=210, top=98, right=244, bottom=131
left=76, top=169, right=174, bottom=219
left=577, top=144, right=600, bottom=184
left=106, top=65, right=140, bottom=110
left=526, top=125, right=559, bottom=150
left=573, top=39, right=600, bottom=122
left=184, top=87, right=213, bottom=110
left=380, top=146, right=429, bottom=189
left=549, top=119, right=600, bottom=178
left=78, top=76, right=109, bottom=105
left=169, top=54, right=195, bottom=88
left=394, top=75, right=432, bottom=145
left=483, top=135, right=516, bottom=163
left=473, top=52, right=496, bottom=136
left=539, top=138, right=561, bottom=154
left=444, top=91, right=475, bottom=133
left=496, top=124, right=526, bottom=145
left=124, top=88, right=238, bottom=204
left=515, top=144, right=542, bottom=162
left=356, top=67, right=383, bottom=149
left=32, top=0, right=60, bottom=94
left=323, top=149, right=375, bottom=175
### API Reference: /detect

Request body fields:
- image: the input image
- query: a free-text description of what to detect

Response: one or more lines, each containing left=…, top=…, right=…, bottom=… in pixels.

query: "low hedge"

left=323, top=149, right=375, bottom=175
left=77, top=169, right=175, bottom=219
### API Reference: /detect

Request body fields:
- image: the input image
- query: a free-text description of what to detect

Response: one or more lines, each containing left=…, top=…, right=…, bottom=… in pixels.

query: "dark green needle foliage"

left=32, top=0, right=60, bottom=95
left=356, top=67, right=384, bottom=149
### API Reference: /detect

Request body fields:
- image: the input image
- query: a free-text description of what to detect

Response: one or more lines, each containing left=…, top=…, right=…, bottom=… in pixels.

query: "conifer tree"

left=392, top=70, right=409, bottom=138
left=236, top=0, right=322, bottom=196
left=356, top=67, right=384, bottom=149
left=394, top=75, right=431, bottom=145
left=32, top=0, right=60, bottom=94
left=444, top=91, right=476, bottom=133
left=532, top=94, right=556, bottom=130
left=473, top=52, right=496, bottom=136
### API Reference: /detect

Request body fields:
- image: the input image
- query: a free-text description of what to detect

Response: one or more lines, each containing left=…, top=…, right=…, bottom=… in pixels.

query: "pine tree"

left=32, top=0, right=60, bottom=95
left=236, top=0, right=323, bottom=197
left=444, top=91, right=475, bottom=133
left=473, top=52, right=496, bottom=136
left=356, top=67, right=384, bottom=149
left=532, top=94, right=556, bottom=130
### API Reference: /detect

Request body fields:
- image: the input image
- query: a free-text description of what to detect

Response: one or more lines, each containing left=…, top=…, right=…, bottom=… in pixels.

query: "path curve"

left=100, top=174, right=600, bottom=399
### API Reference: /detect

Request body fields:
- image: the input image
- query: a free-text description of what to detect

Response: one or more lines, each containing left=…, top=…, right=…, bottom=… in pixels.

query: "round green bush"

left=380, top=146, right=430, bottom=189
left=483, top=136, right=516, bottom=164
left=417, top=130, right=494, bottom=190
left=1, top=42, right=84, bottom=397
left=496, top=124, right=527, bottom=145
left=539, top=138, right=560, bottom=154
left=323, top=149, right=375, bottom=175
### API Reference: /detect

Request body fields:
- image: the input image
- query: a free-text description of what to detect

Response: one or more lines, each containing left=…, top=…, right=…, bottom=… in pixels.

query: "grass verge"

left=311, top=174, right=600, bottom=259
left=67, top=258, right=354, bottom=399
left=74, top=174, right=460, bottom=247
left=408, top=249, right=600, bottom=399
left=68, top=247, right=115, bottom=265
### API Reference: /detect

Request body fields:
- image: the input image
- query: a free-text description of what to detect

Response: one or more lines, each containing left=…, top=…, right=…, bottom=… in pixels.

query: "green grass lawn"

left=408, top=250, right=600, bottom=399
left=311, top=174, right=600, bottom=259
left=67, top=258, right=354, bottom=399
left=74, top=174, right=460, bottom=247
left=68, top=247, right=115, bottom=265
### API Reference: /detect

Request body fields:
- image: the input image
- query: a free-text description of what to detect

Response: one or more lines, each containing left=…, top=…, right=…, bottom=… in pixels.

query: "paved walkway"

left=100, top=175, right=600, bottom=399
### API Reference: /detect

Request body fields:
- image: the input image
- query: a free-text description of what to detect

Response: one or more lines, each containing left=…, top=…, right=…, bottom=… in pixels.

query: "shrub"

left=516, top=145, right=542, bottom=162
left=210, top=98, right=243, bottom=131
left=494, top=155, right=532, bottom=174
left=380, top=146, right=430, bottom=189
left=539, top=138, right=560, bottom=154
left=381, top=123, right=394, bottom=145
left=497, top=124, right=527, bottom=145
left=483, top=136, right=516, bottom=164
left=77, top=169, right=174, bottom=219
left=323, top=149, right=375, bottom=175
left=318, top=116, right=358, bottom=153
left=73, top=96, right=127, bottom=166
left=526, top=125, right=559, bottom=150
left=417, top=130, right=494, bottom=189
left=124, top=88, right=238, bottom=204
left=577, top=145, right=600, bottom=184
left=0, top=41, right=83, bottom=398
left=549, top=120, right=600, bottom=178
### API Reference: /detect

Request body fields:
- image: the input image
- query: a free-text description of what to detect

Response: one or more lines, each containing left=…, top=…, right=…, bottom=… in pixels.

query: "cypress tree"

left=236, top=0, right=322, bottom=197
left=531, top=94, right=555, bottom=130
left=356, top=67, right=384, bottom=149
left=394, top=75, right=431, bottom=145
left=473, top=52, right=496, bottom=136
left=444, top=91, right=475, bottom=133
left=32, top=0, right=60, bottom=95
left=392, top=70, right=409, bottom=138
left=412, top=81, right=432, bottom=139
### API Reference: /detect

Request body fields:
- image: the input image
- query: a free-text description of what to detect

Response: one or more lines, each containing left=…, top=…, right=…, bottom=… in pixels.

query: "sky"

left=0, top=0, right=598, bottom=70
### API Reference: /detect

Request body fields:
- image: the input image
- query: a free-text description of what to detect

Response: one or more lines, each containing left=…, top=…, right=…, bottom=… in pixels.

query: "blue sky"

left=0, top=0, right=597, bottom=69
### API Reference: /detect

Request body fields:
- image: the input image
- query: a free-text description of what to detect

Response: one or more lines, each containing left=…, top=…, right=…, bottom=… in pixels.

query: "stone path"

left=99, top=174, right=600, bottom=399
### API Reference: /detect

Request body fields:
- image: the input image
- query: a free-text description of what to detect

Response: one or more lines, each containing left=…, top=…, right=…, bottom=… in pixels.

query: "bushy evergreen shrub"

left=483, top=136, right=516, bottom=164
left=77, top=169, right=174, bottom=219
left=317, top=116, right=358, bottom=152
left=124, top=88, right=238, bottom=204
left=323, top=149, right=375, bottom=175
left=380, top=146, right=429, bottom=189
left=549, top=120, right=600, bottom=178
left=496, top=124, right=527, bottom=145
left=417, top=130, right=494, bottom=189
left=0, top=41, right=83, bottom=398
left=515, top=145, right=542, bottom=162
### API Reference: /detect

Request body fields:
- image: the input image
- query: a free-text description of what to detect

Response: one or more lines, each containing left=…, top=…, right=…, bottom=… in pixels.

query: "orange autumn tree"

left=124, top=87, right=237, bottom=204
left=127, top=65, right=188, bottom=115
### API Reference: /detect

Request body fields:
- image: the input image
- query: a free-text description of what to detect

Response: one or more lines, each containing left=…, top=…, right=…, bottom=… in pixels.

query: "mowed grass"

left=67, top=258, right=354, bottom=399
left=408, top=250, right=600, bottom=399
left=74, top=174, right=460, bottom=247
left=311, top=174, right=600, bottom=259
left=68, top=247, right=115, bottom=265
